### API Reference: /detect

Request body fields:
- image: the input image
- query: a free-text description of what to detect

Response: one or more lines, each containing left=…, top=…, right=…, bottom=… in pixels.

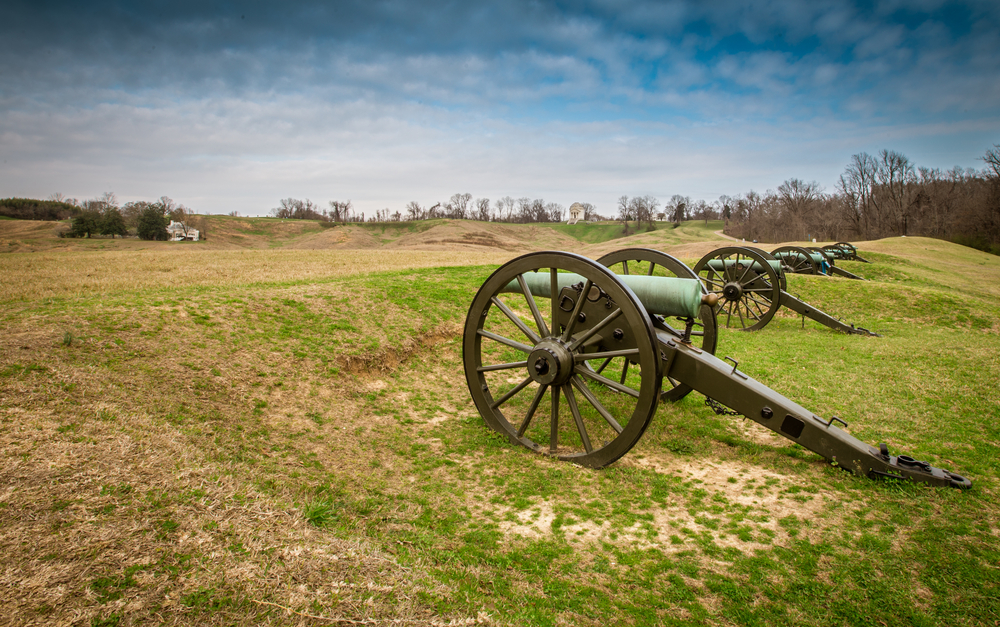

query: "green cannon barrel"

left=502, top=273, right=703, bottom=318
left=773, top=250, right=825, bottom=265
left=705, top=258, right=783, bottom=275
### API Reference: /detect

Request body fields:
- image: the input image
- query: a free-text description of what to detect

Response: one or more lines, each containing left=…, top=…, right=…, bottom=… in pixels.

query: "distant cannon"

left=693, top=247, right=878, bottom=335
left=823, top=242, right=870, bottom=263
left=771, top=245, right=866, bottom=280
left=463, top=250, right=969, bottom=488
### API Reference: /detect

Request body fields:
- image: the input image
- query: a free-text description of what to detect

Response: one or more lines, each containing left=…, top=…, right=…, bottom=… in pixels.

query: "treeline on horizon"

left=0, top=193, right=206, bottom=241
left=272, top=145, right=1000, bottom=254
left=721, top=145, right=1000, bottom=255
left=6, top=144, right=998, bottom=253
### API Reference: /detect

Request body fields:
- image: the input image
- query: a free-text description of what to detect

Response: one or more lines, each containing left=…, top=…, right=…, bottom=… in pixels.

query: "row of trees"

left=723, top=146, right=1000, bottom=252
left=272, top=194, right=573, bottom=224
left=59, top=193, right=205, bottom=241
left=0, top=197, right=81, bottom=221
left=272, top=192, right=734, bottom=231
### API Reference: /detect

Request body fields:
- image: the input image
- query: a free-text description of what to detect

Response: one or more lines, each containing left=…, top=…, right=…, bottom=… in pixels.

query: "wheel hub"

left=527, top=339, right=575, bottom=386
left=722, top=282, right=743, bottom=302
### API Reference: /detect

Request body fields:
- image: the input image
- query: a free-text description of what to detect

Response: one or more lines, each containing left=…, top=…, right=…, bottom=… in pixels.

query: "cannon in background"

left=692, top=246, right=878, bottom=335
left=771, top=245, right=867, bottom=280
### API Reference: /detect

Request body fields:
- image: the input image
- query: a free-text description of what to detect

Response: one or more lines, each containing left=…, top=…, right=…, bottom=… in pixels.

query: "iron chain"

left=705, top=397, right=741, bottom=416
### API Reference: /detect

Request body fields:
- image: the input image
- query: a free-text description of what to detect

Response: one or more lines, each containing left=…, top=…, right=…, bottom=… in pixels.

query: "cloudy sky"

left=2, top=1, right=997, bottom=217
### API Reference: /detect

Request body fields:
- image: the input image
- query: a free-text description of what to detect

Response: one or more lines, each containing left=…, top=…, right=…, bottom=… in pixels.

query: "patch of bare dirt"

left=338, top=324, right=463, bottom=373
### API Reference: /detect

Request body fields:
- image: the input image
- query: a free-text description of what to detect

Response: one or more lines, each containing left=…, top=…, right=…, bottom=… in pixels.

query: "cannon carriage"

left=463, top=250, right=970, bottom=488
left=771, top=245, right=867, bottom=280
left=693, top=246, right=877, bottom=335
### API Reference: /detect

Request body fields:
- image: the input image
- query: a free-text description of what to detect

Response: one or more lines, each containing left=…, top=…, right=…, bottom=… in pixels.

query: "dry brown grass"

left=0, top=289, right=493, bottom=625
left=0, top=249, right=511, bottom=303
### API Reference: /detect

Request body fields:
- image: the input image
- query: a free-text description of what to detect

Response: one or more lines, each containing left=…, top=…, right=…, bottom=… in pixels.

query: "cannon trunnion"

left=463, top=250, right=970, bottom=489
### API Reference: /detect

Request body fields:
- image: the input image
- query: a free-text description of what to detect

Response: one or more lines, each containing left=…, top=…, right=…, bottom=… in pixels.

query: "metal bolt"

left=613, top=328, right=624, bottom=340
left=761, top=407, right=773, bottom=419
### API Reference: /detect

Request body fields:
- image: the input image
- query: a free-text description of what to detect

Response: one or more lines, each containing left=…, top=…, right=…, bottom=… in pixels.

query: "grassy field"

left=1, top=225, right=998, bottom=626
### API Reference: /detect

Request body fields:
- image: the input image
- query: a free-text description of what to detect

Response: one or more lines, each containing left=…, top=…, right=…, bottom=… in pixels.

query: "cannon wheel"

left=822, top=244, right=849, bottom=260
left=809, top=247, right=836, bottom=273
left=742, top=247, right=787, bottom=291
left=693, top=247, right=781, bottom=331
left=463, top=251, right=662, bottom=468
left=772, top=245, right=820, bottom=274
left=835, top=242, right=858, bottom=260
left=597, top=248, right=718, bottom=403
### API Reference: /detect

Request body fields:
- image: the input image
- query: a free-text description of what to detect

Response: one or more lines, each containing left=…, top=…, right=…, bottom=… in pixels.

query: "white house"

left=567, top=202, right=585, bottom=225
left=166, top=221, right=200, bottom=242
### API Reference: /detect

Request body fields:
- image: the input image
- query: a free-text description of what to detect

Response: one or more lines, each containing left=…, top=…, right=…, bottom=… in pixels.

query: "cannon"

left=821, top=242, right=870, bottom=263
left=693, top=247, right=878, bottom=335
left=808, top=247, right=866, bottom=280
left=771, top=245, right=866, bottom=280
left=462, top=250, right=970, bottom=488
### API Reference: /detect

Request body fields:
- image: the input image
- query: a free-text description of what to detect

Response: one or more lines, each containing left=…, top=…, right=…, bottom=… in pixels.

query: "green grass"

left=1, top=238, right=999, bottom=625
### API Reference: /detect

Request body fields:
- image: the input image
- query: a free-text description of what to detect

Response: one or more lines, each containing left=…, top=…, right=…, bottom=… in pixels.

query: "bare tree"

left=635, top=195, right=659, bottom=230
left=475, top=197, right=491, bottom=221
left=405, top=201, right=423, bottom=221
left=665, top=194, right=688, bottom=224
left=328, top=200, right=353, bottom=222
left=157, top=195, right=174, bottom=217
left=617, top=195, right=632, bottom=234
left=447, top=193, right=472, bottom=220
left=515, top=197, right=532, bottom=223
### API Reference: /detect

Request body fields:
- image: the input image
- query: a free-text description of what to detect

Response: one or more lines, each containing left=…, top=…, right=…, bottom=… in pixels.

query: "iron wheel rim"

left=463, top=251, right=662, bottom=468
left=693, top=246, right=781, bottom=332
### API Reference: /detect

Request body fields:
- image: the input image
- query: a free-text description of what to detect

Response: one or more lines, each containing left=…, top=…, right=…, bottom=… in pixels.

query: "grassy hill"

left=1, top=214, right=728, bottom=253
left=1, top=231, right=998, bottom=625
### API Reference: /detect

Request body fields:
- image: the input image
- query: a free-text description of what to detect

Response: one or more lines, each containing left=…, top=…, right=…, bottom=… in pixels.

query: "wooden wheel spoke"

left=567, top=307, right=623, bottom=351
left=517, top=384, right=548, bottom=437
left=574, top=348, right=640, bottom=362
left=703, top=274, right=725, bottom=289
left=575, top=365, right=641, bottom=398
left=477, top=360, right=529, bottom=372
left=735, top=302, right=747, bottom=327
left=490, top=296, right=541, bottom=344
left=744, top=297, right=770, bottom=309
left=570, top=376, right=623, bottom=434
left=647, top=262, right=656, bottom=276
left=561, top=279, right=592, bottom=341
left=549, top=384, right=559, bottom=452
left=477, top=329, right=532, bottom=354
left=490, top=376, right=534, bottom=409
left=563, top=384, right=593, bottom=454
left=735, top=257, right=754, bottom=284
left=742, top=302, right=761, bottom=321
left=595, top=356, right=613, bottom=374
left=549, top=268, right=558, bottom=337
left=516, top=274, right=549, bottom=339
